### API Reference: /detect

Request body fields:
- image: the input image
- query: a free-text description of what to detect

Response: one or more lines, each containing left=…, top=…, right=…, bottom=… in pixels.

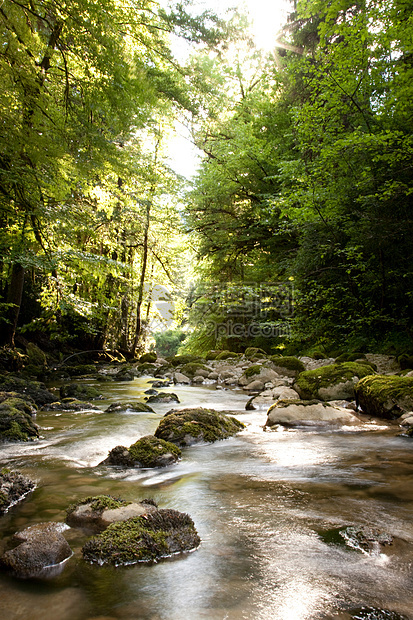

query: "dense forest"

left=1, top=0, right=412, bottom=363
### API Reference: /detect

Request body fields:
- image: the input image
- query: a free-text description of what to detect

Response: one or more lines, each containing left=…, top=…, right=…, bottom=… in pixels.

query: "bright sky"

left=167, top=0, right=292, bottom=179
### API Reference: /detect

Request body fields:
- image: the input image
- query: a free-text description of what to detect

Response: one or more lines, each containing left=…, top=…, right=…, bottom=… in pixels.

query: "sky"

left=166, top=0, right=292, bottom=179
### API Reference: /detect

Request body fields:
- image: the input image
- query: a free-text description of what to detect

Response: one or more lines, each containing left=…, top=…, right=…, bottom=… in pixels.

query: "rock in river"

left=0, top=469, right=36, bottom=514
left=82, top=507, right=201, bottom=566
left=100, top=435, right=181, bottom=468
left=266, top=399, right=362, bottom=428
left=154, top=407, right=245, bottom=446
left=294, top=362, right=375, bottom=401
left=66, top=495, right=158, bottom=531
left=355, top=375, right=413, bottom=419
left=0, top=522, right=72, bottom=579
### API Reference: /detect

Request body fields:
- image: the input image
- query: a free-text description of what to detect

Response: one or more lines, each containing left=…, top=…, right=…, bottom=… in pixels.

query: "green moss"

left=60, top=383, right=102, bottom=400
left=269, top=356, right=305, bottom=372
left=0, top=405, right=39, bottom=442
left=180, top=362, right=209, bottom=377
left=398, top=354, right=413, bottom=370
left=244, top=347, right=267, bottom=360
left=355, top=374, right=413, bottom=419
left=128, top=436, right=181, bottom=467
left=215, top=351, right=240, bottom=360
left=154, top=408, right=245, bottom=447
left=294, top=362, right=375, bottom=399
left=82, top=508, right=200, bottom=565
left=135, top=362, right=158, bottom=375
left=334, top=352, right=365, bottom=364
left=66, top=495, right=128, bottom=518
left=139, top=352, right=157, bottom=363
left=245, top=365, right=263, bottom=378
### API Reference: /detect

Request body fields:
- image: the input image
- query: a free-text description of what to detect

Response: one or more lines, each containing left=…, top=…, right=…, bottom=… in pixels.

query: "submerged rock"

left=105, top=401, right=155, bottom=413
left=265, top=399, right=362, bottom=427
left=338, top=607, right=408, bottom=619
left=66, top=495, right=158, bottom=531
left=82, top=508, right=200, bottom=566
left=294, top=362, right=375, bottom=401
left=0, top=522, right=72, bottom=579
left=339, top=525, right=393, bottom=554
left=100, top=435, right=181, bottom=468
left=0, top=469, right=36, bottom=514
left=355, top=375, right=413, bottom=419
left=154, top=407, right=245, bottom=447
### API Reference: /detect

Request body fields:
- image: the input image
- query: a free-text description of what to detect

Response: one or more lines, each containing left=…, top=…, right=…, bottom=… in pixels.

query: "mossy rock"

left=244, top=365, right=263, bottom=379
left=0, top=374, right=56, bottom=406
left=269, top=356, right=305, bottom=375
left=334, top=352, right=365, bottom=364
left=294, top=362, right=375, bottom=401
left=355, top=375, right=413, bottom=419
left=146, top=392, right=180, bottom=404
left=64, top=364, right=98, bottom=377
left=0, top=469, right=36, bottom=514
left=205, top=350, right=220, bottom=360
left=139, top=352, right=157, bottom=364
left=60, top=383, right=102, bottom=401
left=168, top=355, right=204, bottom=367
left=154, top=407, right=245, bottom=447
left=180, top=362, right=209, bottom=377
left=66, top=495, right=131, bottom=529
left=0, top=399, right=39, bottom=442
left=41, top=398, right=101, bottom=412
left=244, top=347, right=267, bottom=360
left=135, top=362, right=158, bottom=376
left=215, top=350, right=240, bottom=361
left=82, top=508, right=200, bottom=565
left=128, top=436, right=181, bottom=467
left=105, top=401, right=155, bottom=413
left=25, top=343, right=47, bottom=368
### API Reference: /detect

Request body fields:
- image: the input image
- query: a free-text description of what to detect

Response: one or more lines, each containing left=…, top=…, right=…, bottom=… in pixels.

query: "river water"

left=1, top=377, right=413, bottom=620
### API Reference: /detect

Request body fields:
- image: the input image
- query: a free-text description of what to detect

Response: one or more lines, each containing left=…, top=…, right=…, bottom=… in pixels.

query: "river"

left=0, top=377, right=413, bottom=620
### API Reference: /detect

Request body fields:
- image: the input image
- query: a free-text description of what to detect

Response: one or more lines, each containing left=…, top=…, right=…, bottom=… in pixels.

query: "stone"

left=0, top=522, right=72, bottom=579
left=238, top=365, right=281, bottom=387
left=246, top=386, right=299, bottom=410
left=294, top=362, right=375, bottom=401
left=0, top=469, right=36, bottom=514
left=146, top=392, right=180, bottom=404
left=60, top=383, right=102, bottom=401
left=82, top=507, right=201, bottom=566
left=173, top=372, right=191, bottom=384
left=0, top=396, right=40, bottom=442
left=243, top=380, right=265, bottom=392
left=0, top=374, right=57, bottom=406
left=154, top=407, right=245, bottom=447
left=40, top=398, right=101, bottom=412
left=105, top=401, right=155, bottom=413
left=66, top=495, right=158, bottom=531
left=355, top=375, right=413, bottom=419
left=100, top=435, right=181, bottom=468
left=265, top=399, right=362, bottom=427
left=192, top=376, right=205, bottom=384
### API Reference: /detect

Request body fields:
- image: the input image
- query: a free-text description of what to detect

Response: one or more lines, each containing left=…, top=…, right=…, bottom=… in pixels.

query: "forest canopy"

left=1, top=0, right=412, bottom=359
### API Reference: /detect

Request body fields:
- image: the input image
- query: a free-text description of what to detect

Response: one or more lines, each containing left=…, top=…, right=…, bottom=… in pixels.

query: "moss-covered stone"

left=0, top=374, right=56, bottom=405
left=66, top=495, right=131, bottom=529
left=244, top=347, right=267, bottom=360
left=355, top=375, right=413, bottom=419
left=41, top=398, right=101, bottom=412
left=334, top=352, right=365, bottom=364
left=63, top=364, right=98, bottom=377
left=180, top=362, right=209, bottom=377
left=294, top=362, right=375, bottom=401
left=215, top=350, right=240, bottom=361
left=135, top=362, right=158, bottom=376
left=244, top=365, right=263, bottom=379
left=0, top=396, right=39, bottom=442
left=60, top=383, right=102, bottom=401
left=105, top=401, right=155, bottom=413
left=25, top=343, right=47, bottom=368
left=146, top=392, right=180, bottom=404
left=154, top=407, right=245, bottom=447
left=128, top=436, right=181, bottom=467
left=269, top=356, right=306, bottom=376
left=139, top=352, right=157, bottom=364
left=398, top=354, right=413, bottom=371
left=205, top=350, right=220, bottom=360
left=82, top=508, right=200, bottom=566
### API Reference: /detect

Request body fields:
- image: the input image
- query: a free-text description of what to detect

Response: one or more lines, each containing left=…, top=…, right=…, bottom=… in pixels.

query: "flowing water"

left=1, top=377, right=413, bottom=620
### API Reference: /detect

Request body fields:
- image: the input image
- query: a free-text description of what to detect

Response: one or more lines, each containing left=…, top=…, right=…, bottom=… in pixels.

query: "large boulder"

left=294, top=362, right=375, bottom=401
left=0, top=469, right=36, bottom=514
left=100, top=435, right=181, bottom=468
left=269, top=356, right=306, bottom=378
left=0, top=394, right=39, bottom=441
left=154, top=407, right=245, bottom=447
left=82, top=508, right=200, bottom=566
left=246, top=386, right=300, bottom=410
left=265, top=399, right=362, bottom=428
left=355, top=375, right=413, bottom=419
left=0, top=522, right=72, bottom=578
left=66, top=495, right=157, bottom=531
left=238, top=365, right=281, bottom=387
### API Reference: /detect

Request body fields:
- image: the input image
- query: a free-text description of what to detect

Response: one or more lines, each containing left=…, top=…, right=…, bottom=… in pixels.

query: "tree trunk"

left=0, top=263, right=25, bottom=346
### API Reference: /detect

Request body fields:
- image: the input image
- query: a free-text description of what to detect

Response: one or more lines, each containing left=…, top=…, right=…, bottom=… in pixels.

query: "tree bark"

left=0, top=263, right=25, bottom=346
